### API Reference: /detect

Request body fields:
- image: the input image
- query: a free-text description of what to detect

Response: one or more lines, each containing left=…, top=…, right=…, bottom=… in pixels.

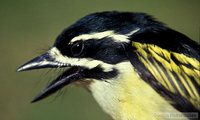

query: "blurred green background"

left=0, top=0, right=199, bottom=120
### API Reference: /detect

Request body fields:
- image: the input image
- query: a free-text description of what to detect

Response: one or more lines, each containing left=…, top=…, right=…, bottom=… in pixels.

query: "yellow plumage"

left=17, top=11, right=200, bottom=120
left=89, top=42, right=199, bottom=120
left=132, top=42, right=200, bottom=109
left=89, top=62, right=188, bottom=120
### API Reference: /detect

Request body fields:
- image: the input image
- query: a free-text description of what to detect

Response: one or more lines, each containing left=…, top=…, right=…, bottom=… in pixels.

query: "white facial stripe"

left=71, top=31, right=113, bottom=43
left=126, top=28, right=140, bottom=36
left=49, top=47, right=114, bottom=71
left=109, top=34, right=129, bottom=43
left=70, top=30, right=130, bottom=44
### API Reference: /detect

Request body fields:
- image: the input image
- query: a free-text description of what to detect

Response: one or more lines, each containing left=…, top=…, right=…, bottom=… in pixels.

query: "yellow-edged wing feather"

left=131, top=42, right=200, bottom=110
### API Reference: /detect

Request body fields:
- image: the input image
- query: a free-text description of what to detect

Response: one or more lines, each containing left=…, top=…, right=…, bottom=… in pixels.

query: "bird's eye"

left=70, top=41, right=84, bottom=57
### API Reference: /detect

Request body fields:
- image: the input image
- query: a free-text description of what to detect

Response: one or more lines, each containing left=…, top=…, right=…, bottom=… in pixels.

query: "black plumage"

left=18, top=11, right=200, bottom=117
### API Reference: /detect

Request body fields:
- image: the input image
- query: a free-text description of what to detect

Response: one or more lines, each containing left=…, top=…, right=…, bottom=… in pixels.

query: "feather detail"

left=127, top=41, right=200, bottom=112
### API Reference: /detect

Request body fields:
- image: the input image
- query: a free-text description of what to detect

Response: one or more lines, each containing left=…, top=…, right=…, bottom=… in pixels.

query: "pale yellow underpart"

left=132, top=42, right=200, bottom=108
left=89, top=62, right=187, bottom=120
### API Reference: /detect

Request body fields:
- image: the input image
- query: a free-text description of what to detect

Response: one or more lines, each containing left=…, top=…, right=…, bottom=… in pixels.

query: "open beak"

left=17, top=52, right=67, bottom=72
left=31, top=66, right=84, bottom=103
left=17, top=52, right=85, bottom=103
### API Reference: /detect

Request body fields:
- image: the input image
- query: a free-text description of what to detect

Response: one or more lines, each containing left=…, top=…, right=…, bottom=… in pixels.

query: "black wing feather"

left=126, top=28, right=200, bottom=112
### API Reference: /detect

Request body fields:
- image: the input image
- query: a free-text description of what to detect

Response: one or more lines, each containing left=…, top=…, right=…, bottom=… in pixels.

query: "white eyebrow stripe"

left=70, top=30, right=133, bottom=44
left=71, top=31, right=113, bottom=42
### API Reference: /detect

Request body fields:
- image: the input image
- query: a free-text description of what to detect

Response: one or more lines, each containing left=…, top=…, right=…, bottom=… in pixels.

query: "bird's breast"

left=88, top=62, right=188, bottom=120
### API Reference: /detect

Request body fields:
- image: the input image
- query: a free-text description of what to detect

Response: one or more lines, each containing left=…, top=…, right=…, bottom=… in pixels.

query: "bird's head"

left=17, top=11, right=161, bottom=102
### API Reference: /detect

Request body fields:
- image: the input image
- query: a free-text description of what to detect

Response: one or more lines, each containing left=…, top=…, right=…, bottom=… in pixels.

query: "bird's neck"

left=88, top=62, right=185, bottom=120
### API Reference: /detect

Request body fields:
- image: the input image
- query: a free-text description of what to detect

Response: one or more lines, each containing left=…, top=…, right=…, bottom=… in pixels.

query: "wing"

left=126, top=40, right=200, bottom=112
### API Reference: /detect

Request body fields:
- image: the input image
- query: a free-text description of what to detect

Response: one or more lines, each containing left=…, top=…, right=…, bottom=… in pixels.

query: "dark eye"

left=71, top=41, right=84, bottom=57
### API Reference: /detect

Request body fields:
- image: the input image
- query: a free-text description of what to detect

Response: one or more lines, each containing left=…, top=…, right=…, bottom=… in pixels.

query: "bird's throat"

left=88, top=62, right=185, bottom=120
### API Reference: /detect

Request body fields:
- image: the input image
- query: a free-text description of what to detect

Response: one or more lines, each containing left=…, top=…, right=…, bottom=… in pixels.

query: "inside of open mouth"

left=31, top=66, right=84, bottom=103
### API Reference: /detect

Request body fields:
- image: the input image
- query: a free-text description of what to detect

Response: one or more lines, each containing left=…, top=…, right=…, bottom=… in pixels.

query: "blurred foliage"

left=0, top=0, right=199, bottom=120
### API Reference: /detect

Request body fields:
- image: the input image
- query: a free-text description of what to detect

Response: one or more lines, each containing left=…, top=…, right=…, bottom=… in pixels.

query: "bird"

left=17, top=11, right=200, bottom=120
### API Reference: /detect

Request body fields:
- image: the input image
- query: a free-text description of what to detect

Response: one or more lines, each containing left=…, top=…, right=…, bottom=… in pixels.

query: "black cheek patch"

left=83, top=66, right=118, bottom=80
